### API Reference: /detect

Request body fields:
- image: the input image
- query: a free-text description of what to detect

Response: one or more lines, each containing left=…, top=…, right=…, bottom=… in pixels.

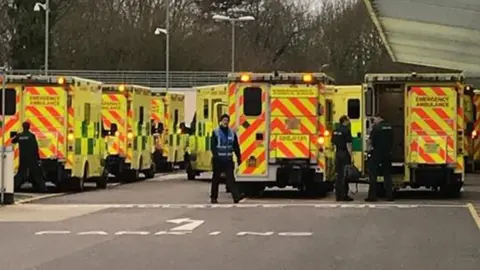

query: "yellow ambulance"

left=4, top=75, right=106, bottom=192
left=101, top=84, right=155, bottom=182
left=185, top=84, right=228, bottom=180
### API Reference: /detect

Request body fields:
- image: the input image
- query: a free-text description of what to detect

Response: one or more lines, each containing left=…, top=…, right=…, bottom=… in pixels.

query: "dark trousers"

left=14, top=163, right=46, bottom=192
left=367, top=154, right=393, bottom=200
left=211, top=159, right=241, bottom=201
left=335, top=151, right=351, bottom=200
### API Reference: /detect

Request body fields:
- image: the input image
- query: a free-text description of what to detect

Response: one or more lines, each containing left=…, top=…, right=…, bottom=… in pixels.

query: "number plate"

left=424, top=143, right=439, bottom=153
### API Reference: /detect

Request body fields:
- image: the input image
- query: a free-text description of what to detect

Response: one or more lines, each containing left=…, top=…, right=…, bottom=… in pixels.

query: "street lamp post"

left=212, top=15, right=255, bottom=72
left=154, top=0, right=170, bottom=91
left=34, top=0, right=49, bottom=75
left=154, top=27, right=169, bottom=91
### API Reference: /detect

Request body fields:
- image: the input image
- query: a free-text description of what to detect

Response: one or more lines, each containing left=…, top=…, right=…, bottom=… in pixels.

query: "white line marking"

left=166, top=218, right=205, bottom=231
left=78, top=231, right=108, bottom=235
left=35, top=230, right=70, bottom=235
left=209, top=231, right=222, bottom=235
left=154, top=231, right=191, bottom=235
left=20, top=203, right=469, bottom=209
left=237, top=231, right=275, bottom=236
left=277, top=232, right=313, bottom=237
left=115, top=231, right=150, bottom=235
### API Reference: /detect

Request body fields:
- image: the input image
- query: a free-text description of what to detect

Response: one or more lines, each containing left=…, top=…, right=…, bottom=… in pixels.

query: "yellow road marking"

left=15, top=193, right=67, bottom=204
left=466, top=203, right=480, bottom=231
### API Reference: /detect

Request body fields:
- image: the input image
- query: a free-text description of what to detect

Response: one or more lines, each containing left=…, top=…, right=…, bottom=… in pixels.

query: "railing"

left=9, top=70, right=230, bottom=88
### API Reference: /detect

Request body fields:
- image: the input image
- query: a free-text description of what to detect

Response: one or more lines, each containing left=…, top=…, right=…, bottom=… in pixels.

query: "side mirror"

left=101, top=129, right=109, bottom=137
left=158, top=123, right=164, bottom=134
left=10, top=131, right=17, bottom=138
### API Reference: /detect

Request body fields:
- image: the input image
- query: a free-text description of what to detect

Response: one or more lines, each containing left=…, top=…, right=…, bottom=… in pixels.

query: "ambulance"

left=3, top=75, right=106, bottom=191
left=101, top=84, right=155, bottom=182
left=150, top=88, right=167, bottom=171
left=185, top=84, right=228, bottom=180
left=364, top=73, right=466, bottom=197
left=325, top=85, right=364, bottom=175
left=227, top=72, right=335, bottom=196
left=463, top=84, right=480, bottom=172
left=163, top=91, right=188, bottom=171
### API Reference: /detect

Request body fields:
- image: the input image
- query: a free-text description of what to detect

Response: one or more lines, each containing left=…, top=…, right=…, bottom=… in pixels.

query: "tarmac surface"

left=1, top=172, right=479, bottom=270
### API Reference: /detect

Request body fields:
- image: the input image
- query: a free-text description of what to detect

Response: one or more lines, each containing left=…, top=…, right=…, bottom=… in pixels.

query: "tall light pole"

left=154, top=27, right=169, bottom=91
left=212, top=15, right=255, bottom=72
left=154, top=0, right=170, bottom=91
left=34, top=0, right=49, bottom=75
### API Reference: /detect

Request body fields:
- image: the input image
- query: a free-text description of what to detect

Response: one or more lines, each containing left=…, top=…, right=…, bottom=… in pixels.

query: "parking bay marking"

left=34, top=231, right=313, bottom=237
left=166, top=218, right=205, bottom=231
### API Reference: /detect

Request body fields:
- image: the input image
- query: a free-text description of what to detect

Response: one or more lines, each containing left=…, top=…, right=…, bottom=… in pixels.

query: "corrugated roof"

left=363, top=0, right=480, bottom=78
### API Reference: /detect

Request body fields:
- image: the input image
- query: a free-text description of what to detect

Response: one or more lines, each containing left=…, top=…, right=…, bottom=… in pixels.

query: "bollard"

left=1, top=146, right=14, bottom=205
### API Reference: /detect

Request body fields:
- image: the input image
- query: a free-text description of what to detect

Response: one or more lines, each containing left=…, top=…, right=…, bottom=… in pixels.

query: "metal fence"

left=8, top=70, right=230, bottom=88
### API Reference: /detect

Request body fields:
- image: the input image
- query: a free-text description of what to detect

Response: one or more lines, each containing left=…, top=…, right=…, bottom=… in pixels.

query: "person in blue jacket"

left=210, top=114, right=243, bottom=204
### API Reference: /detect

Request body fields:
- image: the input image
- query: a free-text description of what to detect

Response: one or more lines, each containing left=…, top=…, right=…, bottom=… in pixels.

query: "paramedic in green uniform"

left=12, top=122, right=46, bottom=192
left=366, top=115, right=394, bottom=201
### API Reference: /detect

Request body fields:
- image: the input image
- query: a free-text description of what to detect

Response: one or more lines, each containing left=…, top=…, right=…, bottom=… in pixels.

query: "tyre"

left=305, top=182, right=326, bottom=198
left=186, top=162, right=196, bottom=180
left=121, top=169, right=139, bottom=183
left=95, top=169, right=108, bottom=189
left=144, top=163, right=156, bottom=179
left=240, top=183, right=264, bottom=197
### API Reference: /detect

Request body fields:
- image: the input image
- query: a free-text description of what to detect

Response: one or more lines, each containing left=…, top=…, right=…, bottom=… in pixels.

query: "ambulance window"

left=325, top=99, right=333, bottom=123
left=347, top=99, right=360, bottom=119
left=203, top=99, right=209, bottom=119
left=0, top=89, right=16, bottom=116
left=84, top=103, right=91, bottom=123
left=174, top=109, right=179, bottom=129
left=243, top=87, right=262, bottom=116
left=139, top=106, right=144, bottom=124
left=211, top=99, right=222, bottom=122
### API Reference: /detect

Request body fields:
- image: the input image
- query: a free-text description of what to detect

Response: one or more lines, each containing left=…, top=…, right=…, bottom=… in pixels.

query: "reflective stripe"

left=214, top=128, right=234, bottom=157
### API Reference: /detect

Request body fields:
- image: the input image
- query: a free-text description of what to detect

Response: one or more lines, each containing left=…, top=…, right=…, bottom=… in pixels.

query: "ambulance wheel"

left=121, top=169, right=139, bottom=183
left=186, top=163, right=196, bottom=180
left=71, top=164, right=87, bottom=192
left=95, top=169, right=108, bottom=189
left=144, top=163, right=156, bottom=179
left=240, top=183, right=264, bottom=197
left=304, top=182, right=326, bottom=198
left=441, top=182, right=462, bottom=198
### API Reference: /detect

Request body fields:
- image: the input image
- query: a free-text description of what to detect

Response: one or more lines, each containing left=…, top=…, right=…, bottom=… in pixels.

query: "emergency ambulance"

left=364, top=73, right=466, bottom=197
left=185, top=84, right=228, bottom=180
left=101, top=84, right=155, bottom=182
left=463, top=84, right=480, bottom=172
left=163, top=91, right=187, bottom=171
left=150, top=88, right=167, bottom=171
left=325, top=85, right=364, bottom=175
left=227, top=72, right=335, bottom=196
left=3, top=75, right=107, bottom=191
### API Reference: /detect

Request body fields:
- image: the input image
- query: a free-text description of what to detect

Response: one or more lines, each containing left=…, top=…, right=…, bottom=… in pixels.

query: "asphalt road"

left=1, top=172, right=479, bottom=270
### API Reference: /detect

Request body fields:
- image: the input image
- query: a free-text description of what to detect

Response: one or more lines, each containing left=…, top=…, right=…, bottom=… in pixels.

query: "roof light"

left=57, top=77, right=65, bottom=84
left=472, top=130, right=477, bottom=139
left=324, top=130, right=330, bottom=137
left=303, top=74, right=313, bottom=83
left=118, top=85, right=125, bottom=91
left=240, top=74, right=250, bottom=82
